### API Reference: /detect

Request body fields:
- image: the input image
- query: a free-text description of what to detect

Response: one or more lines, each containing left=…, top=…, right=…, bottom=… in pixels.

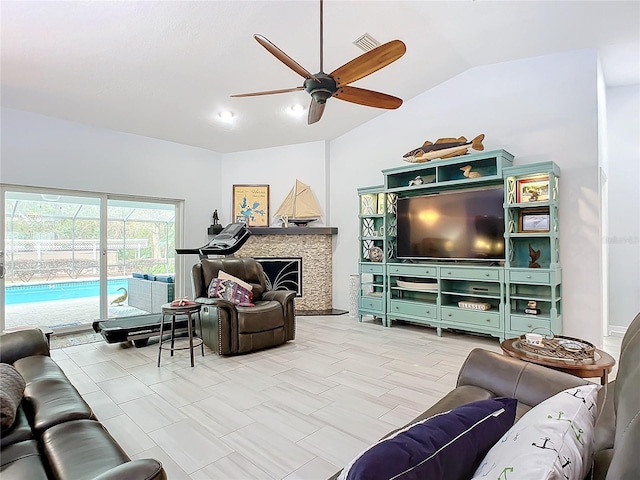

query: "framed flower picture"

left=233, top=185, right=269, bottom=227
left=517, top=177, right=549, bottom=203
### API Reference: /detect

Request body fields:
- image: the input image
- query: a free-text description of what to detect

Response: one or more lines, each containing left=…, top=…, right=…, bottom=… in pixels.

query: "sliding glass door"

left=3, top=191, right=102, bottom=331
left=106, top=199, right=176, bottom=318
left=1, top=187, right=178, bottom=333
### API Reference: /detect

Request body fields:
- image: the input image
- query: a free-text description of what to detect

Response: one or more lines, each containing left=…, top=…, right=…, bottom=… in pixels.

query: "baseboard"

left=296, top=309, right=348, bottom=316
left=608, top=325, right=627, bottom=337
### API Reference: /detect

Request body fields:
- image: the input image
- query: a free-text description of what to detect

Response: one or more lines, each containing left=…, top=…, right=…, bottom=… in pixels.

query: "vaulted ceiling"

left=2, top=1, right=638, bottom=153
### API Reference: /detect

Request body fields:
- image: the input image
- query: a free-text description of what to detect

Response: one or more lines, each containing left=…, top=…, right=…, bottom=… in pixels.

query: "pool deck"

left=4, top=299, right=147, bottom=331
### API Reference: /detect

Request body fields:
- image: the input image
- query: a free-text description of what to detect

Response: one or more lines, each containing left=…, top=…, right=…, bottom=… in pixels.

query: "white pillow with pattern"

left=472, top=384, right=600, bottom=480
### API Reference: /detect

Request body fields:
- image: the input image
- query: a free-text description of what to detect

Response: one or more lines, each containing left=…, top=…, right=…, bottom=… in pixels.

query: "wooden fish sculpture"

left=403, top=134, right=485, bottom=163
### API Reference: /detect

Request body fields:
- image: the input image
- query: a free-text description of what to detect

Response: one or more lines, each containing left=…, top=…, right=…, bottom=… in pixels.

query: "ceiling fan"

left=231, top=0, right=406, bottom=125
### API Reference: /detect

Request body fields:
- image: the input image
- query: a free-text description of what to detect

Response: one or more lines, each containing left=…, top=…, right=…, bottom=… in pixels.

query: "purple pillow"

left=339, top=397, right=517, bottom=480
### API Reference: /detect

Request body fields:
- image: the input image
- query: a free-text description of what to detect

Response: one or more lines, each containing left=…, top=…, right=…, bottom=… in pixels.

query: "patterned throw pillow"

left=218, top=270, right=253, bottom=291
left=0, top=363, right=26, bottom=431
left=208, top=278, right=254, bottom=306
left=338, top=397, right=517, bottom=480
left=472, top=384, right=601, bottom=480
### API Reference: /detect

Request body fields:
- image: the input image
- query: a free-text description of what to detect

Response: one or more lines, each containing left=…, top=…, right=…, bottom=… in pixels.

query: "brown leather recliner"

left=191, top=257, right=296, bottom=355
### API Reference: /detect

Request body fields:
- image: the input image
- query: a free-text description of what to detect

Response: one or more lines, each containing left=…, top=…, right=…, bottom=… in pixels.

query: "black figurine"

left=212, top=209, right=220, bottom=225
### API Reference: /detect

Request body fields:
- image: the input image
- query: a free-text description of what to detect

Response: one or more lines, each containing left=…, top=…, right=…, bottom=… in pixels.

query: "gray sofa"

left=330, top=311, right=640, bottom=479
left=0, top=328, right=166, bottom=480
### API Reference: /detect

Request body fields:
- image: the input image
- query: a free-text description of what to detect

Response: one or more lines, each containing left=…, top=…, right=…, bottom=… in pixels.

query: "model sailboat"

left=274, top=180, right=322, bottom=226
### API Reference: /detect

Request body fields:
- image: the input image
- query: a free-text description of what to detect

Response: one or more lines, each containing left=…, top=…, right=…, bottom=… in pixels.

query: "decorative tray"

left=515, top=335, right=596, bottom=363
left=396, top=280, right=438, bottom=291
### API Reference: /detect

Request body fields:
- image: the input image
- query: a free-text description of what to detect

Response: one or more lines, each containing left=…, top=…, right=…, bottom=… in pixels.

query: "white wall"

left=0, top=107, right=222, bottom=295
left=606, top=85, right=640, bottom=330
left=1, top=49, right=616, bottom=346
left=220, top=141, right=328, bottom=227
left=330, top=49, right=604, bottom=344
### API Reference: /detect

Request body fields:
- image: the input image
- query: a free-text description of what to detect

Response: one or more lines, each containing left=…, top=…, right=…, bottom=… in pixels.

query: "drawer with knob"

left=389, top=300, right=437, bottom=319
left=360, top=263, right=385, bottom=274
left=508, top=270, right=551, bottom=284
left=509, top=269, right=551, bottom=285
left=440, top=267, right=500, bottom=281
left=359, top=296, right=383, bottom=312
left=387, top=264, right=437, bottom=277
left=441, top=306, right=500, bottom=329
left=509, top=314, right=551, bottom=333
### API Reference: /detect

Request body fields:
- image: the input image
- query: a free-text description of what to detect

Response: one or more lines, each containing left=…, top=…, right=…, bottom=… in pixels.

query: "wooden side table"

left=500, top=337, right=615, bottom=384
left=157, top=303, right=204, bottom=367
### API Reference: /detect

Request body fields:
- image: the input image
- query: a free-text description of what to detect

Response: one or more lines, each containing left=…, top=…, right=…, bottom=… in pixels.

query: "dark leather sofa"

left=330, top=311, right=640, bottom=480
left=191, top=257, right=296, bottom=355
left=0, top=328, right=166, bottom=480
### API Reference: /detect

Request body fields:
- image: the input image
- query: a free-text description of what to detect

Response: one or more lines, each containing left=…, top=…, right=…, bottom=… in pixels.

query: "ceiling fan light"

left=311, top=89, right=333, bottom=104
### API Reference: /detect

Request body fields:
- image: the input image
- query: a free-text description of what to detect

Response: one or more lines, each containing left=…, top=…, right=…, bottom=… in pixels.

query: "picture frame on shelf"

left=517, top=177, right=550, bottom=203
left=360, top=194, right=378, bottom=215
left=233, top=184, right=269, bottom=227
left=519, top=209, right=550, bottom=233
left=377, top=193, right=386, bottom=214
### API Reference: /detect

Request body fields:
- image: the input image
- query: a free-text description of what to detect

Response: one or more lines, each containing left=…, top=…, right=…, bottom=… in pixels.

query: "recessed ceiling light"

left=289, top=104, right=306, bottom=116
left=218, top=110, right=234, bottom=122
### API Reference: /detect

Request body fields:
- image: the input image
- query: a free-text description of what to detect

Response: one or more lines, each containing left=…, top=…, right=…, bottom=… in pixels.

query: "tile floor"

left=53, top=316, right=622, bottom=480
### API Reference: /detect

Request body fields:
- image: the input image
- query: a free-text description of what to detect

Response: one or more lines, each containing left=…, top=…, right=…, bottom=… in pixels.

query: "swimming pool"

left=5, top=278, right=129, bottom=305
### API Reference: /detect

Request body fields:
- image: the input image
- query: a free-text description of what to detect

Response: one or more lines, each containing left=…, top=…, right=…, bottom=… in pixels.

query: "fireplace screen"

left=255, top=257, right=302, bottom=297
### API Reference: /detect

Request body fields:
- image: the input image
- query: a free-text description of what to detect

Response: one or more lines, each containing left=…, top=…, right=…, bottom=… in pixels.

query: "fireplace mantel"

left=248, top=227, right=338, bottom=235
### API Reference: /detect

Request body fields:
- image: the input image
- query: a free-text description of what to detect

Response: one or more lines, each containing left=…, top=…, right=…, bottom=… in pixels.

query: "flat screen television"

left=396, top=186, right=505, bottom=261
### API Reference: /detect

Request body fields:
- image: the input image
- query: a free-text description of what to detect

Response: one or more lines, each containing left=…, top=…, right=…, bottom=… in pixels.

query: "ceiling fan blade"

left=308, top=99, right=326, bottom=125
left=231, top=86, right=304, bottom=98
left=330, top=40, right=406, bottom=87
left=254, top=34, right=319, bottom=82
left=333, top=85, right=403, bottom=109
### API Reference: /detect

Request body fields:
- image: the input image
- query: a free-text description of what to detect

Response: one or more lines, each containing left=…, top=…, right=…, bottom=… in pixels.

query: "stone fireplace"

left=255, top=257, right=302, bottom=296
left=235, top=227, right=339, bottom=314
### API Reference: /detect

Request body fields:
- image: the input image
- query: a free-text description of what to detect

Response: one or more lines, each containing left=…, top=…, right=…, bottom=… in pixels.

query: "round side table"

left=500, top=337, right=615, bottom=385
left=157, top=303, right=204, bottom=367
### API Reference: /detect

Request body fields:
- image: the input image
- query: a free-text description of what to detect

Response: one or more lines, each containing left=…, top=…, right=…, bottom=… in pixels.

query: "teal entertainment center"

left=357, top=149, right=561, bottom=341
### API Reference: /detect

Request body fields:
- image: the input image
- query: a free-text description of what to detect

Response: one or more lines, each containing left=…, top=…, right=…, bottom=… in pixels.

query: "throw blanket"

left=0, top=363, right=26, bottom=431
